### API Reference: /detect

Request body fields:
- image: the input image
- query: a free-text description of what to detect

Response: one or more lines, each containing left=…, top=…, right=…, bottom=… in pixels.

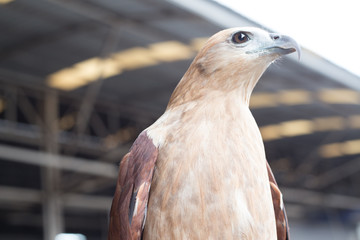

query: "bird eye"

left=232, top=31, right=250, bottom=44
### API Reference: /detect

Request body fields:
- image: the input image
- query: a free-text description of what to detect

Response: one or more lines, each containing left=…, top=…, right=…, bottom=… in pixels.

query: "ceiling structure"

left=0, top=0, right=360, bottom=239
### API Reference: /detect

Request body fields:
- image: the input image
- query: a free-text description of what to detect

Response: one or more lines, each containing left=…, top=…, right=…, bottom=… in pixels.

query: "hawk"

left=108, top=27, right=300, bottom=240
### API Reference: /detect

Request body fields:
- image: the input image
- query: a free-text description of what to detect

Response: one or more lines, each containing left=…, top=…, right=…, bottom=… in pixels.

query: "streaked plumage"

left=108, top=27, right=300, bottom=240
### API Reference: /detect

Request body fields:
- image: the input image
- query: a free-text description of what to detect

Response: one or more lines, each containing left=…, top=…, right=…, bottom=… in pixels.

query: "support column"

left=42, top=90, right=63, bottom=240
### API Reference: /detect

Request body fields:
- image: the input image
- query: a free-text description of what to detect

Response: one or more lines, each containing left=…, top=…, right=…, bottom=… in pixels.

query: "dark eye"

left=232, top=31, right=250, bottom=44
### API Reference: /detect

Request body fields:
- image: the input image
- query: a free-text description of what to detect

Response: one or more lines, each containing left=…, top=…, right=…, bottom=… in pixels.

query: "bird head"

left=194, top=27, right=300, bottom=78
left=168, top=27, right=300, bottom=108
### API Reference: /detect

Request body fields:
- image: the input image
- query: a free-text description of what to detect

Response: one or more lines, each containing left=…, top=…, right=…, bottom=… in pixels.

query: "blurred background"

left=0, top=0, right=360, bottom=239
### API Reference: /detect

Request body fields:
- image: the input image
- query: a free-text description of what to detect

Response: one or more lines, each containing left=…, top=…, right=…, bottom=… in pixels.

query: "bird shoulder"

left=108, top=131, right=158, bottom=240
left=267, top=162, right=290, bottom=240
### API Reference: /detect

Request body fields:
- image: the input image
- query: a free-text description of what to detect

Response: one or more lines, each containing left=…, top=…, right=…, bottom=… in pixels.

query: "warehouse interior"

left=1, top=0, right=360, bottom=239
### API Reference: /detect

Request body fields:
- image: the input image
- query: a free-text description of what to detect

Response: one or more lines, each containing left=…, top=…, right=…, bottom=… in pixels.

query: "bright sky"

left=215, top=0, right=360, bottom=77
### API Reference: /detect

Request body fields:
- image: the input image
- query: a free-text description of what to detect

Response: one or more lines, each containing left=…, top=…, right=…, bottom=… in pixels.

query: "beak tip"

left=272, top=33, right=301, bottom=60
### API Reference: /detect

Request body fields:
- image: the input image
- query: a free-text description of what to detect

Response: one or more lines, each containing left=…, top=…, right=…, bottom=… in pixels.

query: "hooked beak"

left=266, top=33, right=301, bottom=59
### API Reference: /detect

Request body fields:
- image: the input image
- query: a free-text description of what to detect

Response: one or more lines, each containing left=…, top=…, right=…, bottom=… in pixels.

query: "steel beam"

left=0, top=186, right=42, bottom=204
left=0, top=186, right=112, bottom=211
left=282, top=187, right=360, bottom=210
left=0, top=144, right=118, bottom=178
left=305, top=157, right=360, bottom=189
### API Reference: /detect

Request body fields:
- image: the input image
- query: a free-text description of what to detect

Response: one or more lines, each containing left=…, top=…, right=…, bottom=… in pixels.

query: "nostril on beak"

left=272, top=35, right=280, bottom=40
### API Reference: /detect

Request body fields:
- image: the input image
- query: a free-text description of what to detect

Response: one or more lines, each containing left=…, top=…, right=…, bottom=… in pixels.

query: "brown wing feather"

left=108, top=131, right=158, bottom=240
left=267, top=162, right=290, bottom=240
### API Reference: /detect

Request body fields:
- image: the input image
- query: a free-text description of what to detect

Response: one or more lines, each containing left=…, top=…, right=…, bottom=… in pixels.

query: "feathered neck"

left=167, top=61, right=269, bottom=110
